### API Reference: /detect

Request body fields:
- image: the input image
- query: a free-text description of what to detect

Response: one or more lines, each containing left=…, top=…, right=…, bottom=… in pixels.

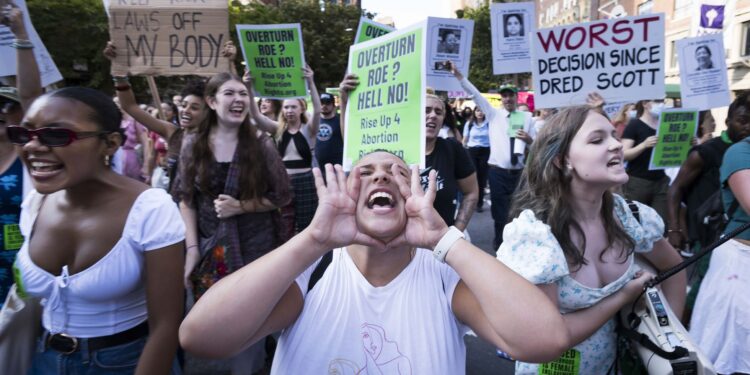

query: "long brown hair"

left=182, top=72, right=268, bottom=202
left=509, top=106, right=635, bottom=270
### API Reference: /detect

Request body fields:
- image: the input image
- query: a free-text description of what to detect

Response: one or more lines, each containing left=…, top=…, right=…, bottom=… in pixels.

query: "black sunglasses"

left=7, top=126, right=109, bottom=147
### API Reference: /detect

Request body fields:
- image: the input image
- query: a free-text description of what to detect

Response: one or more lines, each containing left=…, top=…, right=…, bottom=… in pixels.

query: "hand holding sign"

left=447, top=61, right=464, bottom=81
left=220, top=40, right=237, bottom=60
left=3, top=3, right=25, bottom=38
left=643, top=135, right=659, bottom=149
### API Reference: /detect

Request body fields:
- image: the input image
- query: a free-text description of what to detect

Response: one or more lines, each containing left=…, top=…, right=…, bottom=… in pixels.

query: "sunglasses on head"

left=6, top=126, right=109, bottom=147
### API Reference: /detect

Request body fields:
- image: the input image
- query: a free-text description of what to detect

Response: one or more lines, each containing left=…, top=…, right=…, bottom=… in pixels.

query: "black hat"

left=320, top=93, right=335, bottom=104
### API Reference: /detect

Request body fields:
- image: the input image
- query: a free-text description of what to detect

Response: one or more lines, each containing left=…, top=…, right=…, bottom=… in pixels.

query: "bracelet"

left=11, top=39, right=34, bottom=49
left=114, top=83, right=131, bottom=91
left=112, top=76, right=129, bottom=84
left=667, top=229, right=682, bottom=233
left=433, top=226, right=464, bottom=263
left=186, top=245, right=199, bottom=252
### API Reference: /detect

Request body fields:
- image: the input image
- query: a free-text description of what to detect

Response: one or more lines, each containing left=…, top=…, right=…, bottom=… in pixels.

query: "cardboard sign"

left=677, top=34, right=730, bottom=111
left=490, top=2, right=534, bottom=74
left=344, top=22, right=426, bottom=171
left=236, top=24, right=307, bottom=99
left=107, top=0, right=229, bottom=76
left=425, top=17, right=473, bottom=92
left=0, top=0, right=63, bottom=86
left=531, top=14, right=665, bottom=109
left=353, top=17, right=395, bottom=44
left=650, top=109, right=698, bottom=170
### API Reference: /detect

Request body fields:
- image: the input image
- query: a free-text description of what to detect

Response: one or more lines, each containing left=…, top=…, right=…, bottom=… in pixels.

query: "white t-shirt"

left=271, top=248, right=470, bottom=374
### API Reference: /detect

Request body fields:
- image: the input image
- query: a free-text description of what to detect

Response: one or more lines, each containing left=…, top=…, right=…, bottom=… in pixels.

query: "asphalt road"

left=186, top=194, right=516, bottom=374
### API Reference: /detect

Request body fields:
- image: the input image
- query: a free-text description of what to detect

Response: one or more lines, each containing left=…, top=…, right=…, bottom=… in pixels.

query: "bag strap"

left=625, top=199, right=641, bottom=223
left=307, top=250, right=333, bottom=293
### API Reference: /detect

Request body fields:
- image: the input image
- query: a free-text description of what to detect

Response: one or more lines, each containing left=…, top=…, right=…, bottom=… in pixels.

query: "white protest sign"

left=0, top=0, right=63, bottom=86
left=531, top=14, right=665, bottom=109
left=490, top=2, right=534, bottom=74
left=677, top=34, right=730, bottom=111
left=425, top=17, right=473, bottom=92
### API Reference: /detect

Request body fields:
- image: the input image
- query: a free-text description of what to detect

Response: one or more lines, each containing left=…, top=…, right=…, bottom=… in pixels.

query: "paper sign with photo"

left=425, top=17, right=473, bottom=92
left=490, top=2, right=534, bottom=75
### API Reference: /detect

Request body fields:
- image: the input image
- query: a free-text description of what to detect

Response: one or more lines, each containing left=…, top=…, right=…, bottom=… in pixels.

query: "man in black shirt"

left=315, top=93, right=343, bottom=181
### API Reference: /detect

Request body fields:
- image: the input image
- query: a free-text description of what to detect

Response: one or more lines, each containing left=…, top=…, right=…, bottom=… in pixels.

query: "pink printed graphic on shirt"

left=328, top=323, right=412, bottom=374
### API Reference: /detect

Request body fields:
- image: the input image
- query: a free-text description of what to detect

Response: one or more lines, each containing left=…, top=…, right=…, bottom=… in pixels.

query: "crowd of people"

left=2, top=4, right=750, bottom=375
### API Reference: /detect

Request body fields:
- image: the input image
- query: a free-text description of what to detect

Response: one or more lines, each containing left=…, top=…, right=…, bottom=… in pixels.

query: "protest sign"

left=0, top=0, right=62, bottom=86
left=602, top=101, right=629, bottom=119
left=677, top=34, right=729, bottom=111
left=107, top=0, right=228, bottom=76
left=353, top=17, right=394, bottom=44
left=344, top=22, right=426, bottom=170
left=531, top=14, right=665, bottom=109
left=649, top=109, right=698, bottom=170
left=236, top=24, right=307, bottom=99
left=425, top=17, right=473, bottom=92
left=490, top=2, right=534, bottom=74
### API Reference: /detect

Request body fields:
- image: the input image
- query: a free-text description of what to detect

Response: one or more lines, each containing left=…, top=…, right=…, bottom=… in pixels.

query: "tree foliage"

left=23, top=0, right=368, bottom=100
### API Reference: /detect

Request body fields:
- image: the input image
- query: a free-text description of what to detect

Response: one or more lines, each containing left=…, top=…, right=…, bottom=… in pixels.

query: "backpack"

left=693, top=190, right=739, bottom=247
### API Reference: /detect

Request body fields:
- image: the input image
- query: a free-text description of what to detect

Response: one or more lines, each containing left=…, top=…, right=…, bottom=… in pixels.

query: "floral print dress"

left=497, top=195, right=664, bottom=374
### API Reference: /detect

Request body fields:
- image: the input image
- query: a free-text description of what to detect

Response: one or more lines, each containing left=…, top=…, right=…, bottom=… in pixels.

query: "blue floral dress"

left=497, top=195, right=664, bottom=374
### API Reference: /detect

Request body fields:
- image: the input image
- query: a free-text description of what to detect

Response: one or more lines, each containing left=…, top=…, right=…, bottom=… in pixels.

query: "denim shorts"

left=27, top=335, right=181, bottom=375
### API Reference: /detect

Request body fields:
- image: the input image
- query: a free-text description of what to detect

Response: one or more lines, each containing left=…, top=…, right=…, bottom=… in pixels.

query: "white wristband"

left=433, top=226, right=464, bottom=263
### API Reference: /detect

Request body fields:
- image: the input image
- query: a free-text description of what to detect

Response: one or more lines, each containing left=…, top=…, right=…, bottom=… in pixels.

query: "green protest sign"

left=507, top=112, right=525, bottom=137
left=538, top=349, right=581, bottom=375
left=236, top=24, right=307, bottom=99
left=344, top=23, right=426, bottom=170
left=354, top=17, right=395, bottom=44
left=649, top=109, right=698, bottom=170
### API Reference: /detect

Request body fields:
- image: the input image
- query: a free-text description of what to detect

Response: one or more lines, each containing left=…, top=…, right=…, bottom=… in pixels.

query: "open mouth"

left=607, top=158, right=622, bottom=167
left=366, top=190, right=395, bottom=209
left=229, top=105, right=245, bottom=116
left=30, top=160, right=63, bottom=176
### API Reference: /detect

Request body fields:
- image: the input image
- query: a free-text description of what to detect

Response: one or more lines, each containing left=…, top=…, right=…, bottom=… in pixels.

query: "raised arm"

left=337, top=74, right=359, bottom=139
left=305, top=65, right=321, bottom=137
left=180, top=165, right=383, bottom=358
left=104, top=42, right=176, bottom=140
left=8, top=6, right=42, bottom=110
left=220, top=40, right=238, bottom=76
left=388, top=166, right=570, bottom=363
left=448, top=61, right=496, bottom=121
left=242, top=69, right=280, bottom=134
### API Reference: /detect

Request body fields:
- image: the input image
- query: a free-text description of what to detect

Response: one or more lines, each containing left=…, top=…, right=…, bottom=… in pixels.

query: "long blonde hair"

left=275, top=98, right=310, bottom=142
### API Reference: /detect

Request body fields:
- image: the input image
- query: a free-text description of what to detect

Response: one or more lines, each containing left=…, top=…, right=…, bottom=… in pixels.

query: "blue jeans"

left=28, top=335, right=181, bottom=375
left=488, top=167, right=522, bottom=250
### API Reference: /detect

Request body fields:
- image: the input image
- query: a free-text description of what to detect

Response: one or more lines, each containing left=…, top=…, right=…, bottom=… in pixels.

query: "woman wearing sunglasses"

left=177, top=72, right=292, bottom=373
left=10, top=87, right=186, bottom=374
